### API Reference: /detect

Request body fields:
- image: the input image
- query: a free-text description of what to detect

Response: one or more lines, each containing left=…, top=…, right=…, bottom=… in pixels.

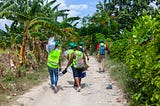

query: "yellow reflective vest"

left=47, top=49, right=61, bottom=68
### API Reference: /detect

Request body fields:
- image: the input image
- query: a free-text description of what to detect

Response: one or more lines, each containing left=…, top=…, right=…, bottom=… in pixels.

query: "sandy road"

left=12, top=56, right=127, bottom=106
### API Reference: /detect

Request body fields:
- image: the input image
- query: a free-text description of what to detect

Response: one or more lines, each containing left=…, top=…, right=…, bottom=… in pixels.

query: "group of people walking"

left=46, top=38, right=109, bottom=93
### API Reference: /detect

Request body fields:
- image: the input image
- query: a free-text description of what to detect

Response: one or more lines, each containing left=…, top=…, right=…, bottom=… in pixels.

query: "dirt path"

left=12, top=56, right=127, bottom=106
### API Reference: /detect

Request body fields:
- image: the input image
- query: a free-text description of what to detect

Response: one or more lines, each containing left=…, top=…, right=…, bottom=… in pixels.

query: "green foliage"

left=110, top=13, right=160, bottom=105
left=26, top=73, right=39, bottom=81
left=95, top=33, right=105, bottom=42
left=3, top=70, right=15, bottom=82
left=105, top=56, right=130, bottom=92
left=3, top=75, right=14, bottom=82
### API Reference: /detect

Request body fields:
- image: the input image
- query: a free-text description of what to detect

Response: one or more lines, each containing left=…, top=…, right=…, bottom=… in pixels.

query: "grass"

left=0, top=48, right=18, bottom=54
left=0, top=64, right=49, bottom=106
left=105, top=56, right=130, bottom=101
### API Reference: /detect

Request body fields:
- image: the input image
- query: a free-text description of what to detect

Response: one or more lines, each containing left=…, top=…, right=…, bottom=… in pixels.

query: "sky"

left=0, top=0, right=103, bottom=31
left=0, top=0, right=157, bottom=31
left=55, top=0, right=103, bottom=17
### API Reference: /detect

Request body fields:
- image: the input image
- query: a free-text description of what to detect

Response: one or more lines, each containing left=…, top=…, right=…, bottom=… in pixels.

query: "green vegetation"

left=109, top=13, right=160, bottom=105
left=0, top=64, right=48, bottom=105
left=79, top=0, right=160, bottom=105
left=105, top=56, right=130, bottom=92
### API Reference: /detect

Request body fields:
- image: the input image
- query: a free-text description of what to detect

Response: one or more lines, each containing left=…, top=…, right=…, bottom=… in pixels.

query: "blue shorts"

left=72, top=67, right=83, bottom=78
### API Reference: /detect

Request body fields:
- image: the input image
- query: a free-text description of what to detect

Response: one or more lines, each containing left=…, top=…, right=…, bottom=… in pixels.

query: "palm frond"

left=54, top=9, right=69, bottom=18
left=0, top=2, right=16, bottom=18
left=63, top=17, right=80, bottom=23
left=0, top=0, right=14, bottom=10
left=0, top=29, right=8, bottom=36
left=60, top=17, right=80, bottom=27
left=73, top=22, right=79, bottom=27
left=29, top=17, right=64, bottom=36
left=52, top=3, right=61, bottom=11
left=57, top=9, right=70, bottom=13
left=45, top=0, right=56, bottom=9
left=3, top=11, right=30, bottom=22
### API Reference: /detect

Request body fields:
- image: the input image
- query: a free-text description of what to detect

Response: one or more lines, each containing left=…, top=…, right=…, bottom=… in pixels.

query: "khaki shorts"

left=98, top=55, right=105, bottom=63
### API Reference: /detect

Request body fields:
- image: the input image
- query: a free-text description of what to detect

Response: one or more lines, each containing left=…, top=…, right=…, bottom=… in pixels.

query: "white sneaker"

left=77, top=87, right=81, bottom=92
left=50, top=84, right=55, bottom=89
left=59, top=72, right=64, bottom=76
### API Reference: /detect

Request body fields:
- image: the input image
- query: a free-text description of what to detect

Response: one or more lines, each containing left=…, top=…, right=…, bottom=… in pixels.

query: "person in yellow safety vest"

left=60, top=42, right=75, bottom=75
left=67, top=42, right=75, bottom=61
left=78, top=41, right=89, bottom=61
left=68, top=42, right=79, bottom=87
left=47, top=40, right=61, bottom=93
left=65, top=43, right=86, bottom=92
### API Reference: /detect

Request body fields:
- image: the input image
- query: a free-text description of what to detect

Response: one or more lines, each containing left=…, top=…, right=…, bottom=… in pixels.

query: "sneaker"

left=102, top=69, right=105, bottom=72
left=77, top=87, right=81, bottom=92
left=59, top=72, right=64, bottom=76
left=50, top=84, right=55, bottom=89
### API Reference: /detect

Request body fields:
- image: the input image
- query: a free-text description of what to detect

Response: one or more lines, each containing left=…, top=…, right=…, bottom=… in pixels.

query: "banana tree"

left=0, top=0, right=68, bottom=65
left=0, top=29, right=9, bottom=49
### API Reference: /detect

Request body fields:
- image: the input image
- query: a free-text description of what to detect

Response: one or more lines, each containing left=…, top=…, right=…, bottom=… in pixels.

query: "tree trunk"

left=19, top=29, right=27, bottom=66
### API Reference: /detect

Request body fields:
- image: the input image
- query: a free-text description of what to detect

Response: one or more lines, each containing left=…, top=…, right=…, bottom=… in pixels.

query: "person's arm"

left=66, top=53, right=69, bottom=60
left=59, top=51, right=62, bottom=71
left=106, top=44, right=110, bottom=53
left=65, top=52, right=75, bottom=70
left=83, top=53, right=87, bottom=65
left=96, top=44, right=99, bottom=55
left=84, top=49, right=89, bottom=61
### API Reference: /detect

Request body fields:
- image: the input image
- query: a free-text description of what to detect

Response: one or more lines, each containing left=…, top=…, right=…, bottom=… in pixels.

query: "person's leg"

left=78, top=77, right=82, bottom=91
left=71, top=66, right=77, bottom=87
left=72, top=67, right=78, bottom=87
left=98, top=55, right=101, bottom=71
left=77, top=69, right=82, bottom=85
left=74, top=77, right=81, bottom=92
left=75, top=78, right=80, bottom=87
left=79, top=78, right=81, bottom=85
left=53, top=68, right=59, bottom=86
left=101, top=57, right=105, bottom=72
left=99, top=55, right=105, bottom=72
left=74, top=80, right=77, bottom=87
left=77, top=69, right=83, bottom=92
left=99, top=55, right=104, bottom=72
left=72, top=67, right=81, bottom=92
left=48, top=66, right=54, bottom=86
left=53, top=68, right=58, bottom=93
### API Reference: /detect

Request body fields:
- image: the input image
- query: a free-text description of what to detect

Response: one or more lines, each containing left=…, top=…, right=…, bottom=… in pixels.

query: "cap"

left=79, top=41, right=84, bottom=46
left=73, top=43, right=78, bottom=48
left=99, top=39, right=104, bottom=43
left=69, top=42, right=74, bottom=47
left=55, top=40, right=59, bottom=46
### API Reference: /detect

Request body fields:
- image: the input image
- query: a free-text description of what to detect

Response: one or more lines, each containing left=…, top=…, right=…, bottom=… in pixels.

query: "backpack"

left=46, top=37, right=55, bottom=53
left=75, top=51, right=85, bottom=68
left=99, top=43, right=105, bottom=55
left=46, top=43, right=55, bottom=53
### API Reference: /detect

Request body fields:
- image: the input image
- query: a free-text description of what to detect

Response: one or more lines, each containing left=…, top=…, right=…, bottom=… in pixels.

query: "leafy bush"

left=110, top=12, right=160, bottom=105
